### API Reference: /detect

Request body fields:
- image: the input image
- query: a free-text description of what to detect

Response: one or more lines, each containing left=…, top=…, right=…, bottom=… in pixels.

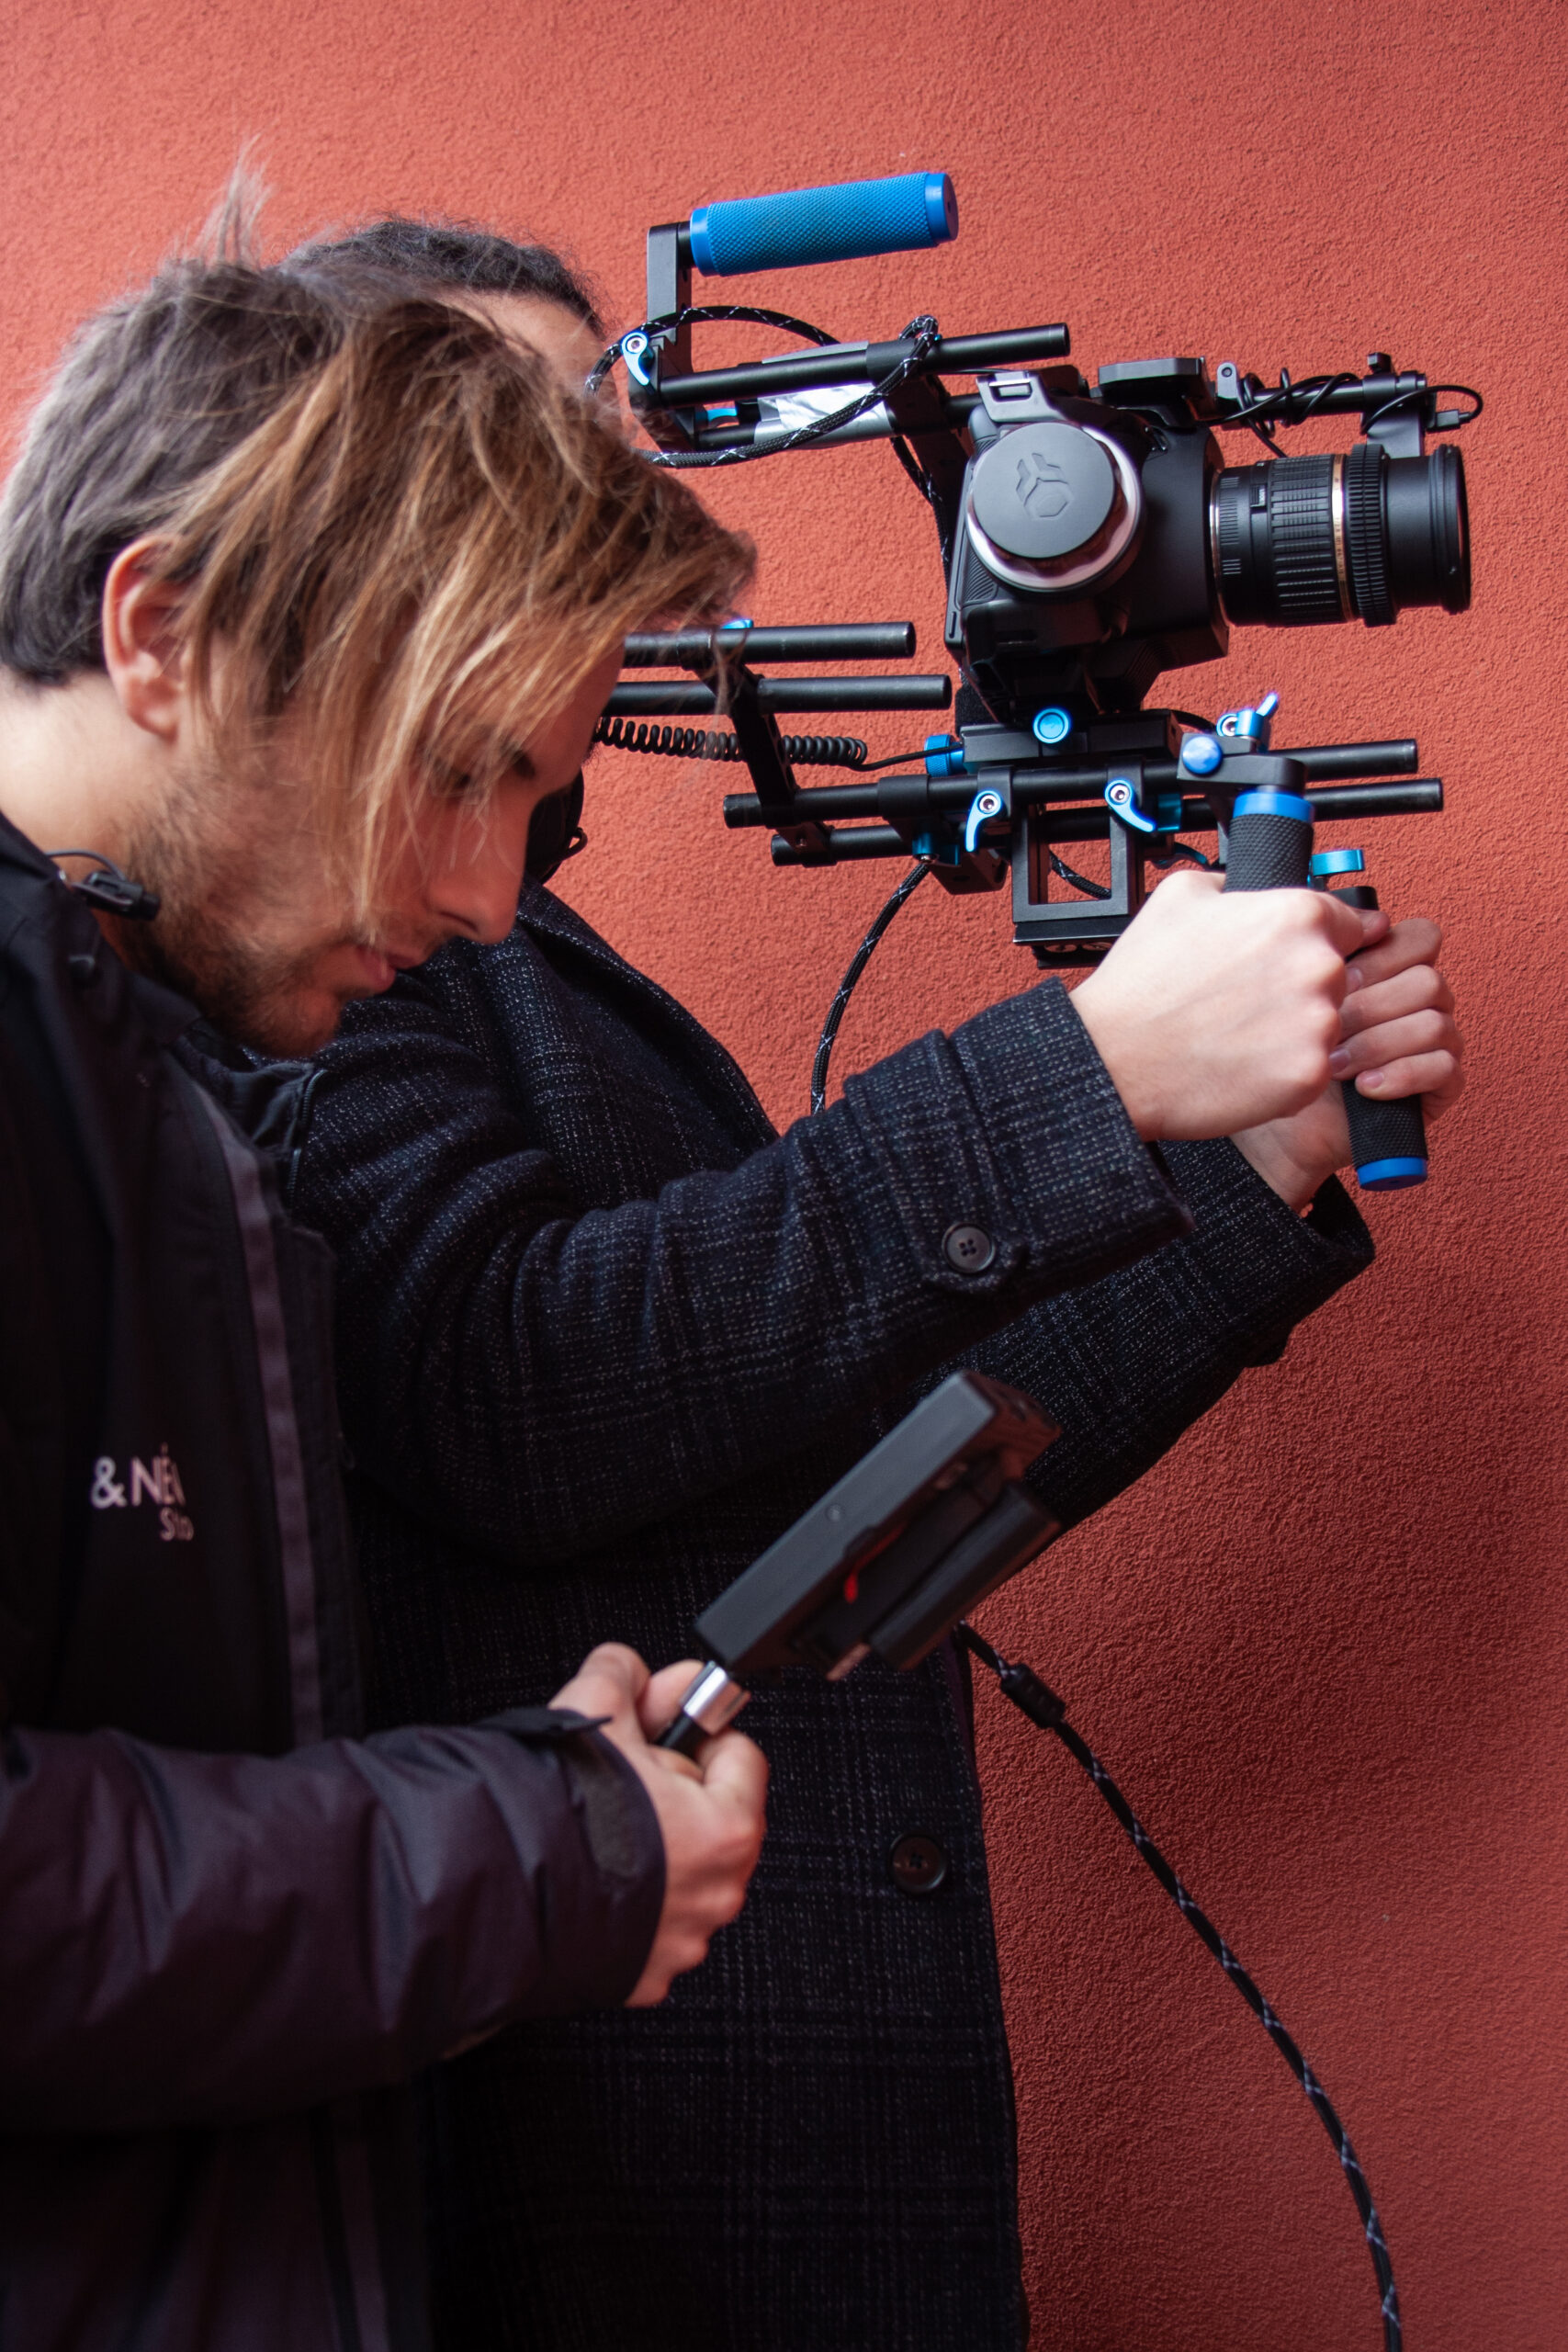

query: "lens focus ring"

left=1344, top=442, right=1394, bottom=627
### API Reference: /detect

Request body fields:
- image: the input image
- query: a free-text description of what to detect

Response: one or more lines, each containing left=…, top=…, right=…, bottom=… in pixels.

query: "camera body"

left=948, top=357, right=1468, bottom=730
left=951, top=365, right=1224, bottom=723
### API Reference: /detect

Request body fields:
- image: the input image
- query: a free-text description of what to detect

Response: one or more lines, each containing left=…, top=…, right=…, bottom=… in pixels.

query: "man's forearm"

left=304, top=978, right=1195, bottom=1564
left=0, top=1715, right=661, bottom=2133
left=956, top=1138, right=1373, bottom=1533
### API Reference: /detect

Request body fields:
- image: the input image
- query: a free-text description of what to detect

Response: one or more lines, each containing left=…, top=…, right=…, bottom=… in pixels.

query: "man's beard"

left=110, top=768, right=356, bottom=1057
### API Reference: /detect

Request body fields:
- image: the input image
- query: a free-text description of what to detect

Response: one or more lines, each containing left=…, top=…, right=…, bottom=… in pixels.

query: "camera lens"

left=1211, top=444, right=1470, bottom=629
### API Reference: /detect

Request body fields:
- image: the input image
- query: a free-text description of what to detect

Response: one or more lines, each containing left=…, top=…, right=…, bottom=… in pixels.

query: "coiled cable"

left=594, top=717, right=871, bottom=769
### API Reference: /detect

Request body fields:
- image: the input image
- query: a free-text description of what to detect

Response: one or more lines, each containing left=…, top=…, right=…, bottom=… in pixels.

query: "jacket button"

left=888, top=1832, right=949, bottom=1895
left=942, top=1223, right=996, bottom=1274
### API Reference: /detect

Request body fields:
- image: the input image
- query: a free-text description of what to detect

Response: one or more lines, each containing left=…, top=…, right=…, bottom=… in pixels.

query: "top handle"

left=688, top=171, right=958, bottom=277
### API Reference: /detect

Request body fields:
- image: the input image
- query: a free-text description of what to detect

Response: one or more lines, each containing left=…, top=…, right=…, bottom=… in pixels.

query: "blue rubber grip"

left=688, top=172, right=958, bottom=277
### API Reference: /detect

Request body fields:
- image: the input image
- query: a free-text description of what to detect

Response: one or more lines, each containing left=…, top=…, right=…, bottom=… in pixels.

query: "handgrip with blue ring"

left=1224, top=790, right=1427, bottom=1191
left=688, top=172, right=958, bottom=278
left=1322, top=876, right=1430, bottom=1192
left=1222, top=786, right=1316, bottom=892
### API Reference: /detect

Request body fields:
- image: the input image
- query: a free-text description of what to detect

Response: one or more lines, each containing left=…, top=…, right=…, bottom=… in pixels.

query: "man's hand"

left=1230, top=913, right=1465, bottom=1208
left=549, top=1645, right=767, bottom=2007
left=1073, top=868, right=1371, bottom=1141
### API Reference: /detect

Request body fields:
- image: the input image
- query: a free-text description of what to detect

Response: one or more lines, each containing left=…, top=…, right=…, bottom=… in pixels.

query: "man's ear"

left=100, top=538, right=189, bottom=743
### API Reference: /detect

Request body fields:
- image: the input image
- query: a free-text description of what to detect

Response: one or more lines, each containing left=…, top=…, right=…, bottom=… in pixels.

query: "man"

left=0, top=247, right=769, bottom=2351
left=282, top=225, right=1464, bottom=2350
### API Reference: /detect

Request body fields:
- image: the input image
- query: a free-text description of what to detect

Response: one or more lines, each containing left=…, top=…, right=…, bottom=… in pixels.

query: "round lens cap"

left=971, top=422, right=1116, bottom=560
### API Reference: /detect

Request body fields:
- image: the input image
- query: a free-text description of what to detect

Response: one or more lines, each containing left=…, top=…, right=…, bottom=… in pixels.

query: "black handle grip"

left=1226, top=821, right=1431, bottom=1194
left=1342, top=1083, right=1428, bottom=1190
left=1331, top=880, right=1430, bottom=1191
left=1222, top=796, right=1314, bottom=893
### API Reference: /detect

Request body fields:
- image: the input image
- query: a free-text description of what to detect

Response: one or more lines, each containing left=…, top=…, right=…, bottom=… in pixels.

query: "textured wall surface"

left=4, top=4, right=1562, bottom=2343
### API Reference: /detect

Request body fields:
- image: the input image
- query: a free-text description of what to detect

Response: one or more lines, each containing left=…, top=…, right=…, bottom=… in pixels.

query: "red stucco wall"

left=4, top=5, right=1563, bottom=2343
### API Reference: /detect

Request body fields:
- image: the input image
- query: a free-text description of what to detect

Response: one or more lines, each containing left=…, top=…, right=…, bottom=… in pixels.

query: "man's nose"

left=430, top=832, right=528, bottom=944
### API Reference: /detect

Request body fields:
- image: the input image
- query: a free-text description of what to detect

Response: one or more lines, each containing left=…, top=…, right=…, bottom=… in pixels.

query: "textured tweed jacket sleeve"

left=297, top=907, right=1373, bottom=1567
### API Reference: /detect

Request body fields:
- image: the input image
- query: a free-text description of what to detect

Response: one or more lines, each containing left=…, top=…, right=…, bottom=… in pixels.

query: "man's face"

left=107, top=292, right=625, bottom=1057
left=116, top=648, right=621, bottom=1056
left=476, top=294, right=615, bottom=416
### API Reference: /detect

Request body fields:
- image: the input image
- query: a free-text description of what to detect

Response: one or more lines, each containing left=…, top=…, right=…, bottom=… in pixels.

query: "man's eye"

left=425, top=755, right=476, bottom=797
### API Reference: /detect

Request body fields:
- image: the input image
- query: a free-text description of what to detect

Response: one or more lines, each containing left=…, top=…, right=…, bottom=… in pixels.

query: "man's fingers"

left=1319, top=893, right=1379, bottom=958
left=548, top=1641, right=649, bottom=1724
left=1331, top=1007, right=1459, bottom=1080
left=1354, top=1051, right=1466, bottom=1114
left=698, top=1726, right=770, bottom=1818
left=637, top=1658, right=707, bottom=1739
left=1339, top=960, right=1454, bottom=1038
left=1344, top=912, right=1442, bottom=991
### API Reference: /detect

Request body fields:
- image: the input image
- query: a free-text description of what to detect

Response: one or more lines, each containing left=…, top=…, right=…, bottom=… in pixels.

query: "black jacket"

left=295, top=880, right=1375, bottom=2352
left=0, top=820, right=664, bottom=2352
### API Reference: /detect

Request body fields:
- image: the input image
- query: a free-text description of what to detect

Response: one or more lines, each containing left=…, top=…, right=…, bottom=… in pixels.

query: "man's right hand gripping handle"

left=1224, top=786, right=1429, bottom=1186
left=1071, top=863, right=1367, bottom=1146
left=549, top=1645, right=768, bottom=2007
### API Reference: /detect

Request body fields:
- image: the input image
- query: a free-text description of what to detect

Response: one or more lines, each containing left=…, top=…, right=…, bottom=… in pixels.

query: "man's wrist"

left=1228, top=1121, right=1328, bottom=1213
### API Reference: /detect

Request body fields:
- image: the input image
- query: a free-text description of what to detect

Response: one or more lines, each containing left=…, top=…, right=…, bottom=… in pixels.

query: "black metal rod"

left=1217, top=371, right=1427, bottom=422
left=723, top=749, right=1427, bottom=830
left=764, top=779, right=1443, bottom=865
left=655, top=323, right=1070, bottom=409
left=624, top=624, right=917, bottom=668
left=606, top=676, right=952, bottom=717
left=772, top=826, right=908, bottom=865
left=1290, top=740, right=1418, bottom=780
left=1042, top=781, right=1441, bottom=842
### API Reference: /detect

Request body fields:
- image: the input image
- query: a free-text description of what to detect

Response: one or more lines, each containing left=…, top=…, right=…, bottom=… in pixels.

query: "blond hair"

left=148, top=295, right=750, bottom=909
left=0, top=261, right=750, bottom=914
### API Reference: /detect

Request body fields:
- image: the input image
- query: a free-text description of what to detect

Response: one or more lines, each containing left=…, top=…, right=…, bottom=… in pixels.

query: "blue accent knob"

left=1032, top=707, right=1072, bottom=746
left=1179, top=733, right=1224, bottom=776
left=1105, top=777, right=1156, bottom=834
left=1356, top=1156, right=1428, bottom=1191
left=964, top=789, right=1006, bottom=853
left=1234, top=788, right=1314, bottom=825
left=924, top=732, right=967, bottom=779
left=1217, top=693, right=1280, bottom=752
left=1310, top=847, right=1367, bottom=876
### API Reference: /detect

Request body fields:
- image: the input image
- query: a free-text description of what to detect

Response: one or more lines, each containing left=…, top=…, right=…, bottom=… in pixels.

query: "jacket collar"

left=515, top=881, right=778, bottom=1148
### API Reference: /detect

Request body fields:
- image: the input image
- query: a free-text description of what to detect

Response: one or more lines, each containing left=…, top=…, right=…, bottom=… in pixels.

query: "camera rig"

left=590, top=169, right=1479, bottom=1188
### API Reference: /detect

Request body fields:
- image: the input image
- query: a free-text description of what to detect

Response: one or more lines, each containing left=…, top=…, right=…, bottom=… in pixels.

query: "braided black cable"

left=584, top=305, right=837, bottom=400
left=810, top=865, right=927, bottom=1114
left=1048, top=850, right=1112, bottom=900
left=956, top=1621, right=1401, bottom=2352
left=593, top=717, right=870, bottom=769
left=588, top=308, right=943, bottom=471
left=1221, top=368, right=1363, bottom=452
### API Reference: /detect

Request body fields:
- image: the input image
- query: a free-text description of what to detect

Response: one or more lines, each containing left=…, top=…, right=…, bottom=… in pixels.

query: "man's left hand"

left=1230, top=913, right=1465, bottom=1210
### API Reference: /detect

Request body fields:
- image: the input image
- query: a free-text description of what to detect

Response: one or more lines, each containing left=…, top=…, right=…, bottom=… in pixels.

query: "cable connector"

left=957, top=1621, right=1067, bottom=1729
left=997, top=1657, right=1067, bottom=1731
